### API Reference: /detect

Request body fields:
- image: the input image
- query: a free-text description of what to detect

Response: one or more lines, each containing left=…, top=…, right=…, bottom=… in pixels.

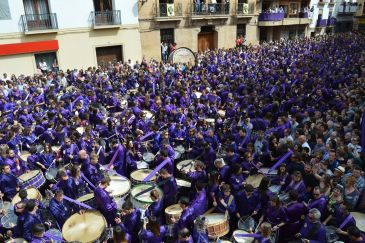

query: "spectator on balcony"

left=38, top=59, right=48, bottom=74
left=224, top=0, right=230, bottom=14
left=52, top=59, right=59, bottom=73
left=195, top=0, right=201, bottom=14
left=161, top=42, right=168, bottom=63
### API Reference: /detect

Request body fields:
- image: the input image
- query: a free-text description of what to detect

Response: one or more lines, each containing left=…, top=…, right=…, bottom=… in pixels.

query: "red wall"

left=0, top=40, right=59, bottom=56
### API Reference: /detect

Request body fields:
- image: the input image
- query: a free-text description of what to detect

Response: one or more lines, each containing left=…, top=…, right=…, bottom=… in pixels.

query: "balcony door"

left=23, top=0, right=51, bottom=30
left=94, top=0, right=113, bottom=11
left=159, top=0, right=174, bottom=17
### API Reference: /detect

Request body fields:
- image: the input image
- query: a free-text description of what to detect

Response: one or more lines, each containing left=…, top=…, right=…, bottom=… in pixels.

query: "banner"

left=167, top=3, right=175, bottom=17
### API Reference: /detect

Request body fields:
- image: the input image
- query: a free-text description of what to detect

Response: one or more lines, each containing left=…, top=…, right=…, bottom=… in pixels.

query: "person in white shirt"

left=39, top=59, right=48, bottom=74
left=298, top=135, right=312, bottom=155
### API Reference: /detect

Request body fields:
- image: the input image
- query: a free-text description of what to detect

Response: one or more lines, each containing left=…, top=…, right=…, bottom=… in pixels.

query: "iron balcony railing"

left=92, top=10, right=121, bottom=26
left=192, top=3, right=230, bottom=15
left=21, top=13, right=58, bottom=32
left=236, top=3, right=255, bottom=15
left=156, top=3, right=183, bottom=17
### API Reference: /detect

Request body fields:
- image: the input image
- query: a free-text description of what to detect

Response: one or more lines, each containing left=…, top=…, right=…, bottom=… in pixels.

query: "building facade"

left=138, top=0, right=260, bottom=61
left=0, top=0, right=142, bottom=75
left=354, top=0, right=365, bottom=32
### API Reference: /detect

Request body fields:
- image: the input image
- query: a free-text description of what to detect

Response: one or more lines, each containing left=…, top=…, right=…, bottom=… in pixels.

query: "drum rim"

left=130, top=169, right=155, bottom=182
left=19, top=170, right=41, bottom=180
left=76, top=193, right=95, bottom=202
left=108, top=176, right=131, bottom=197
left=131, top=185, right=163, bottom=203
left=11, top=187, right=42, bottom=205
left=165, top=204, right=183, bottom=214
left=62, top=210, right=106, bottom=243
left=206, top=213, right=228, bottom=226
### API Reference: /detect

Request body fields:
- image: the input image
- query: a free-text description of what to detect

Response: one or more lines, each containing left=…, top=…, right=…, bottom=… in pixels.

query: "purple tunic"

left=94, top=187, right=117, bottom=225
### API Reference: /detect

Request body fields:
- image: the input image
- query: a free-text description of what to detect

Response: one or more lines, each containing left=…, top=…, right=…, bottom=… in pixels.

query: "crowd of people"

left=0, top=32, right=365, bottom=243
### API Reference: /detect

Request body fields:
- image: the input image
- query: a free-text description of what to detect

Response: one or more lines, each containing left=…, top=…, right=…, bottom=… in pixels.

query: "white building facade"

left=0, top=0, right=142, bottom=75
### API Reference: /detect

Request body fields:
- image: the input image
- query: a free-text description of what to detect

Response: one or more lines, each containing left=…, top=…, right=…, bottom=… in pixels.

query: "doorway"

left=96, top=45, right=123, bottom=67
left=197, top=26, right=217, bottom=52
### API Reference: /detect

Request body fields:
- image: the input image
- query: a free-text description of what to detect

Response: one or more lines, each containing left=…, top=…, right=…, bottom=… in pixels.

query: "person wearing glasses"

left=307, top=186, right=326, bottom=216
left=294, top=208, right=326, bottom=243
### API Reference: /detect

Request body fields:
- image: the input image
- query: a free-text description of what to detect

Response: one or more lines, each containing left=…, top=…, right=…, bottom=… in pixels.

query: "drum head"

left=165, top=204, right=183, bottom=215
left=233, top=230, right=254, bottom=243
left=238, top=216, right=257, bottom=232
left=131, top=185, right=163, bottom=203
left=19, top=152, right=30, bottom=161
left=12, top=187, right=42, bottom=205
left=143, top=152, right=155, bottom=163
left=176, top=160, right=196, bottom=172
left=351, top=212, right=365, bottom=232
left=174, top=151, right=181, bottom=160
left=62, top=211, right=106, bottom=243
left=246, top=174, right=264, bottom=188
left=108, top=176, right=131, bottom=197
left=205, top=118, right=215, bottom=123
left=174, top=145, right=185, bottom=154
left=77, top=193, right=94, bottom=202
left=19, top=170, right=40, bottom=181
left=46, top=167, right=58, bottom=180
left=176, top=179, right=191, bottom=188
left=131, top=169, right=155, bottom=182
left=1, top=209, right=18, bottom=229
left=136, top=161, right=149, bottom=169
left=206, top=213, right=226, bottom=225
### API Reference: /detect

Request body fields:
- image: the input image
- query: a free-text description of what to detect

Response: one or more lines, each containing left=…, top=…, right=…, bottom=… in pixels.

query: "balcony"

left=155, top=3, right=183, bottom=21
left=92, top=10, right=121, bottom=29
left=258, top=12, right=310, bottom=26
left=21, top=13, right=58, bottom=34
left=191, top=3, right=230, bottom=19
left=235, top=3, right=255, bottom=17
left=338, top=3, right=358, bottom=14
left=316, top=18, right=328, bottom=27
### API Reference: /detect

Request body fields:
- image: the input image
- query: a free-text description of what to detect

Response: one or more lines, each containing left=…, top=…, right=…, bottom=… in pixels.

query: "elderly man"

left=295, top=208, right=326, bottom=243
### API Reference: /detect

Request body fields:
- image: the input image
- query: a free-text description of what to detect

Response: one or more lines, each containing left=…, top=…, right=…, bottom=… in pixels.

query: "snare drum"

left=143, top=152, right=155, bottom=163
left=268, top=185, right=281, bottom=195
left=1, top=201, right=18, bottom=229
left=107, top=175, right=131, bottom=200
left=232, top=230, right=254, bottom=243
left=205, top=213, right=229, bottom=238
left=260, top=167, right=278, bottom=179
left=165, top=204, right=183, bottom=224
left=278, top=193, right=289, bottom=204
left=174, top=145, right=185, bottom=155
left=19, top=152, right=30, bottom=161
left=6, top=239, right=27, bottom=243
left=246, top=174, right=264, bottom=188
left=76, top=193, right=95, bottom=208
left=176, top=179, right=191, bottom=188
left=45, top=228, right=63, bottom=243
left=130, top=169, right=156, bottom=185
left=131, top=185, right=163, bottom=214
left=326, top=226, right=339, bottom=243
left=45, top=166, right=58, bottom=181
left=12, top=187, right=43, bottom=205
left=19, top=170, right=46, bottom=189
left=237, top=216, right=257, bottom=232
left=176, top=160, right=197, bottom=179
left=62, top=211, right=107, bottom=243
left=136, top=161, right=149, bottom=169
left=174, top=150, right=182, bottom=160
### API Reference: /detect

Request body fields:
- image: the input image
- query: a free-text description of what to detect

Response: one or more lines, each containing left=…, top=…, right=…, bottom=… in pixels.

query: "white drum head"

left=131, top=169, right=155, bottom=182
left=108, top=176, right=131, bottom=197
left=233, top=230, right=254, bottom=243
left=19, top=170, right=40, bottom=181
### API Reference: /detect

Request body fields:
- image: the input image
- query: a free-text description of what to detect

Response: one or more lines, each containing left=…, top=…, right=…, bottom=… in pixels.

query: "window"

left=0, top=0, right=11, bottom=20
left=34, top=52, right=57, bottom=71
left=237, top=24, right=246, bottom=38
left=160, top=28, right=175, bottom=44
left=96, top=45, right=123, bottom=67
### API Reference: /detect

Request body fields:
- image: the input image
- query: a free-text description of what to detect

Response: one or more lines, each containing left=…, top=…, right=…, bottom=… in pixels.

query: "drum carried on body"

left=1, top=201, right=18, bottom=230
left=237, top=216, right=257, bottom=232
left=76, top=193, right=96, bottom=208
left=45, top=166, right=58, bottom=182
left=143, top=152, right=155, bottom=163
left=130, top=169, right=156, bottom=185
left=130, top=185, right=163, bottom=214
left=19, top=170, right=46, bottom=189
left=269, top=185, right=281, bottom=195
left=246, top=174, right=264, bottom=188
left=174, top=145, right=185, bottom=159
left=259, top=168, right=278, bottom=179
left=326, top=226, right=339, bottom=243
left=107, top=175, right=131, bottom=209
left=232, top=230, right=255, bottom=243
left=165, top=204, right=183, bottom=224
left=278, top=193, right=290, bottom=204
left=19, top=152, right=30, bottom=162
left=205, top=213, right=229, bottom=238
left=62, top=210, right=107, bottom=243
left=136, top=161, right=149, bottom=169
left=12, top=187, right=43, bottom=205
left=176, top=160, right=197, bottom=180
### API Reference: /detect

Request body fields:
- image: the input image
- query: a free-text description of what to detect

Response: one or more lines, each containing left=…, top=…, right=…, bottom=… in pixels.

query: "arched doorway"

left=197, top=26, right=218, bottom=52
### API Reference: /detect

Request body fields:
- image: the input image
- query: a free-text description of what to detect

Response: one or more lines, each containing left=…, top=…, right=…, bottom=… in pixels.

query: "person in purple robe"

left=229, top=163, right=245, bottom=193
left=154, top=150, right=173, bottom=175
left=172, top=197, right=195, bottom=234
left=29, top=223, right=52, bottom=243
left=307, top=186, right=326, bottom=216
left=190, top=181, right=207, bottom=218
left=144, top=189, right=164, bottom=222
left=347, top=226, right=365, bottom=243
left=80, top=151, right=103, bottom=187
left=94, top=177, right=118, bottom=226
left=48, top=189, right=73, bottom=228
left=139, top=216, right=167, bottom=243
left=6, top=149, right=29, bottom=176
left=59, top=137, right=79, bottom=165
left=113, top=225, right=132, bottom=243
left=201, top=142, right=216, bottom=171
left=158, top=169, right=177, bottom=207
left=115, top=201, right=142, bottom=243
left=176, top=228, right=194, bottom=243
left=295, top=208, right=326, bottom=243
left=214, top=159, right=230, bottom=183
left=283, top=171, right=307, bottom=201
left=261, top=196, right=288, bottom=241
left=0, top=164, right=20, bottom=200
left=224, top=147, right=240, bottom=166
left=22, top=200, right=47, bottom=242
left=68, top=165, right=91, bottom=200
left=236, top=184, right=261, bottom=218
left=184, top=161, right=207, bottom=194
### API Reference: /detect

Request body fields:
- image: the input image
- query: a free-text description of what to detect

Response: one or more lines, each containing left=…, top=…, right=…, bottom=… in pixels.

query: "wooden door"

left=96, top=45, right=123, bottom=67
left=198, top=33, right=215, bottom=52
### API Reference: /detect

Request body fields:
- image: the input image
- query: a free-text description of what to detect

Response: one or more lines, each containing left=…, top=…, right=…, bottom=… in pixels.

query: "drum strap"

left=227, top=195, right=234, bottom=207
left=339, top=214, right=353, bottom=229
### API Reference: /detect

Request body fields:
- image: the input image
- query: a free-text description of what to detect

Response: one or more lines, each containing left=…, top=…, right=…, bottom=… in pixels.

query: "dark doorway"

left=198, top=26, right=217, bottom=52
left=96, top=45, right=123, bottom=67
left=93, top=0, right=113, bottom=11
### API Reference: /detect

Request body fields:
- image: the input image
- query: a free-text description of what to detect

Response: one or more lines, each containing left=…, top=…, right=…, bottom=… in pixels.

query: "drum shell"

left=326, top=226, right=339, bottom=243
left=176, top=160, right=197, bottom=181
left=130, top=185, right=163, bottom=215
left=19, top=170, right=46, bottom=189
left=165, top=204, right=183, bottom=224
left=206, top=213, right=229, bottom=238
